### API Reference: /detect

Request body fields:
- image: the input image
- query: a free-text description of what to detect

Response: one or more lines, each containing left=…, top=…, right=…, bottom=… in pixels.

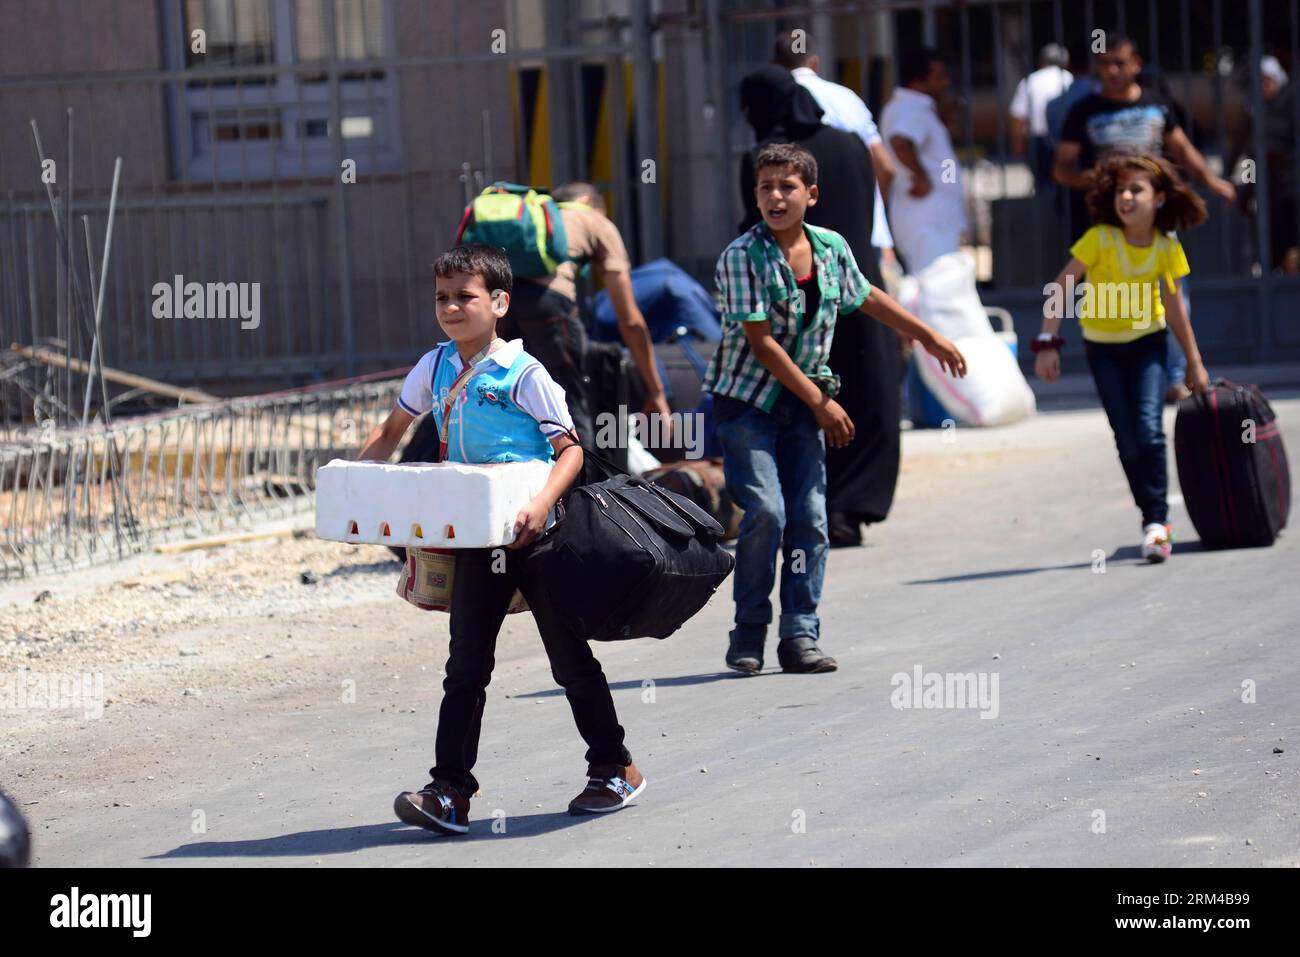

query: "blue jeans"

left=714, top=392, right=828, bottom=644
left=1084, top=330, right=1170, bottom=527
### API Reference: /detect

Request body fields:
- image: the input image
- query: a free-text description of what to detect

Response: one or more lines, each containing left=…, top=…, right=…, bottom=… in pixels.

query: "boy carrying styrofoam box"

left=321, top=242, right=644, bottom=836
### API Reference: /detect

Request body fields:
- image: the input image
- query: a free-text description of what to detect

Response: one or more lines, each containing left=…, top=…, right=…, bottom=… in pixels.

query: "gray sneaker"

left=778, top=636, right=837, bottom=674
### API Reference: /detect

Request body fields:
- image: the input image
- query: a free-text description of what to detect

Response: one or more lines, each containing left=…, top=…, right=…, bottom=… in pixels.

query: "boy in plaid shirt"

left=704, top=143, right=967, bottom=674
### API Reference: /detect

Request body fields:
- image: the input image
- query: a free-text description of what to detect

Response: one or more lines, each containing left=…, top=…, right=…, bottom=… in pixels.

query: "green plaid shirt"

left=703, top=220, right=871, bottom=412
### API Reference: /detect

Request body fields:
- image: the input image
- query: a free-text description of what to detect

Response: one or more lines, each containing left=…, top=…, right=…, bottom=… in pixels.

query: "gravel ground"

left=2, top=534, right=395, bottom=664
left=0, top=530, right=418, bottom=737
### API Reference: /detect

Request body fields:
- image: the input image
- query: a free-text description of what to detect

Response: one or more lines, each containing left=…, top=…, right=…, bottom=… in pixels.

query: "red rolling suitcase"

left=1174, top=380, right=1291, bottom=549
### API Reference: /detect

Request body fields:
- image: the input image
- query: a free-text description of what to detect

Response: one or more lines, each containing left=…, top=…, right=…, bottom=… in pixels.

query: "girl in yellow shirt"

left=1035, top=152, right=1210, bottom=562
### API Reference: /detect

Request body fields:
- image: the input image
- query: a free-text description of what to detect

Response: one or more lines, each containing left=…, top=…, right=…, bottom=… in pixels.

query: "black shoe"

left=726, top=628, right=765, bottom=675
left=778, top=636, right=838, bottom=674
left=828, top=513, right=863, bottom=548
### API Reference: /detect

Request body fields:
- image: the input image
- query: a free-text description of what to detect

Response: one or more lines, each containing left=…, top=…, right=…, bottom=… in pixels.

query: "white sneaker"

left=1141, top=523, right=1173, bottom=563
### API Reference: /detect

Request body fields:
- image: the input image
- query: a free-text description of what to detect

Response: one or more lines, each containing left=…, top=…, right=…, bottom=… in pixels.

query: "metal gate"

left=680, top=0, right=1300, bottom=368
left=2, top=0, right=1296, bottom=430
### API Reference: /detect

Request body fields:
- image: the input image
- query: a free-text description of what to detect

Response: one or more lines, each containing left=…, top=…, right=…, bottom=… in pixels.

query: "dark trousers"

left=1268, top=187, right=1299, bottom=270
left=499, top=281, right=594, bottom=448
left=1028, top=136, right=1057, bottom=187
left=1084, top=330, right=1170, bottom=527
left=430, top=546, right=631, bottom=796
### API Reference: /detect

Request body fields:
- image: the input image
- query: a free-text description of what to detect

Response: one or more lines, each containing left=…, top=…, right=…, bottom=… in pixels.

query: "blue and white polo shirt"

left=397, top=338, right=575, bottom=465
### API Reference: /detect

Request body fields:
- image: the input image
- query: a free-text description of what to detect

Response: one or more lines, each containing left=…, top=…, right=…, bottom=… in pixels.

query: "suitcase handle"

left=1208, top=378, right=1271, bottom=406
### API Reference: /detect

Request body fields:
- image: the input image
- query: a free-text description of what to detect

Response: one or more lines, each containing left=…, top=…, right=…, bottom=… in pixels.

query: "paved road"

left=20, top=398, right=1300, bottom=866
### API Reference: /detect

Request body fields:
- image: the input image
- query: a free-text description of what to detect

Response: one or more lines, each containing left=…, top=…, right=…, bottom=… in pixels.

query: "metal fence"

left=2, top=0, right=1299, bottom=433
left=2, top=0, right=1298, bottom=577
left=690, top=0, right=1300, bottom=368
left=0, top=0, right=656, bottom=435
left=0, top=375, right=399, bottom=579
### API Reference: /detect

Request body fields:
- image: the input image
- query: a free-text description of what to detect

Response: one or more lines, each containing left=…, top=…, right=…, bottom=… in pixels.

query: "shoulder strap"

left=437, top=340, right=504, bottom=461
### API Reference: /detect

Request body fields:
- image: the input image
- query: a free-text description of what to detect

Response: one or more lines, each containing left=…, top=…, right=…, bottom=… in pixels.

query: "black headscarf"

left=739, top=64, right=825, bottom=142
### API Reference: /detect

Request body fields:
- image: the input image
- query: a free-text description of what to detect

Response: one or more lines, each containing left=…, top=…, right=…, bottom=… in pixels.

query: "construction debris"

left=10, top=344, right=218, bottom=406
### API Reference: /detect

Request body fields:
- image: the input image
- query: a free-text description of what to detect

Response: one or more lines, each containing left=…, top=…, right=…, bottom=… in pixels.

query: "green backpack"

left=456, top=182, right=584, bottom=278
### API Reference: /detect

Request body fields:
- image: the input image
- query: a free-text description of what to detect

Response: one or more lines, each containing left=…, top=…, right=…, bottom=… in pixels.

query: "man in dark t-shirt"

left=1058, top=86, right=1176, bottom=236
left=1055, top=33, right=1235, bottom=236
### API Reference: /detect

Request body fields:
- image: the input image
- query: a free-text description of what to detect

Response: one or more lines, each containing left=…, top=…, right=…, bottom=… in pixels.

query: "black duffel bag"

left=524, top=421, right=735, bottom=641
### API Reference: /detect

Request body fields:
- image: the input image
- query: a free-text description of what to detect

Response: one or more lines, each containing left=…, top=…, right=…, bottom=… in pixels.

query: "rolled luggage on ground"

left=1174, top=380, right=1291, bottom=549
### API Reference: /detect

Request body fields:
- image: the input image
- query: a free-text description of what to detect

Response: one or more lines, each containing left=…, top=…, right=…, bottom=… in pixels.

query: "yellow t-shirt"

left=1069, top=224, right=1190, bottom=343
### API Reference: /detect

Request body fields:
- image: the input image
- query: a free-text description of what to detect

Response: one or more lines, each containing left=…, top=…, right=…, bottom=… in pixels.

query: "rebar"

left=0, top=377, right=402, bottom=579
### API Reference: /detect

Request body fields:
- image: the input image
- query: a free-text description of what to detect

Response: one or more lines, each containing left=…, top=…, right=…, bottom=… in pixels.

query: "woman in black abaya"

left=737, top=65, right=903, bottom=546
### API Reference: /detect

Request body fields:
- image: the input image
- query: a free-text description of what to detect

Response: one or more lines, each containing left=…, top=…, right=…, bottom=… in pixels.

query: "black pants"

left=1028, top=136, right=1057, bottom=187
left=499, top=281, right=594, bottom=448
left=1268, top=189, right=1299, bottom=270
left=824, top=304, right=902, bottom=526
left=431, top=546, right=631, bottom=796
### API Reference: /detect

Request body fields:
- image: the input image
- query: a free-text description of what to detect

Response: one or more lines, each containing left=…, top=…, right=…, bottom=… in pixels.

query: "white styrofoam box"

left=315, top=458, right=554, bottom=547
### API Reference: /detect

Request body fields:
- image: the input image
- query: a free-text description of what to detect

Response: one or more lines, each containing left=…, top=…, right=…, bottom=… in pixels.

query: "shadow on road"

left=511, top=671, right=756, bottom=699
left=904, top=541, right=1206, bottom=585
left=149, top=811, right=605, bottom=859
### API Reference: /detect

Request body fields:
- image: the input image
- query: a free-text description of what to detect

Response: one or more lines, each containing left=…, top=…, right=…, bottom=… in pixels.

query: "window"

left=184, top=0, right=274, bottom=70
left=166, top=0, right=402, bottom=181
left=296, top=0, right=386, bottom=64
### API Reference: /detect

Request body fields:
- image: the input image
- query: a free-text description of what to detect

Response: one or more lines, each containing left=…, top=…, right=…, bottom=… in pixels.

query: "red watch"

left=1031, top=334, right=1065, bottom=354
